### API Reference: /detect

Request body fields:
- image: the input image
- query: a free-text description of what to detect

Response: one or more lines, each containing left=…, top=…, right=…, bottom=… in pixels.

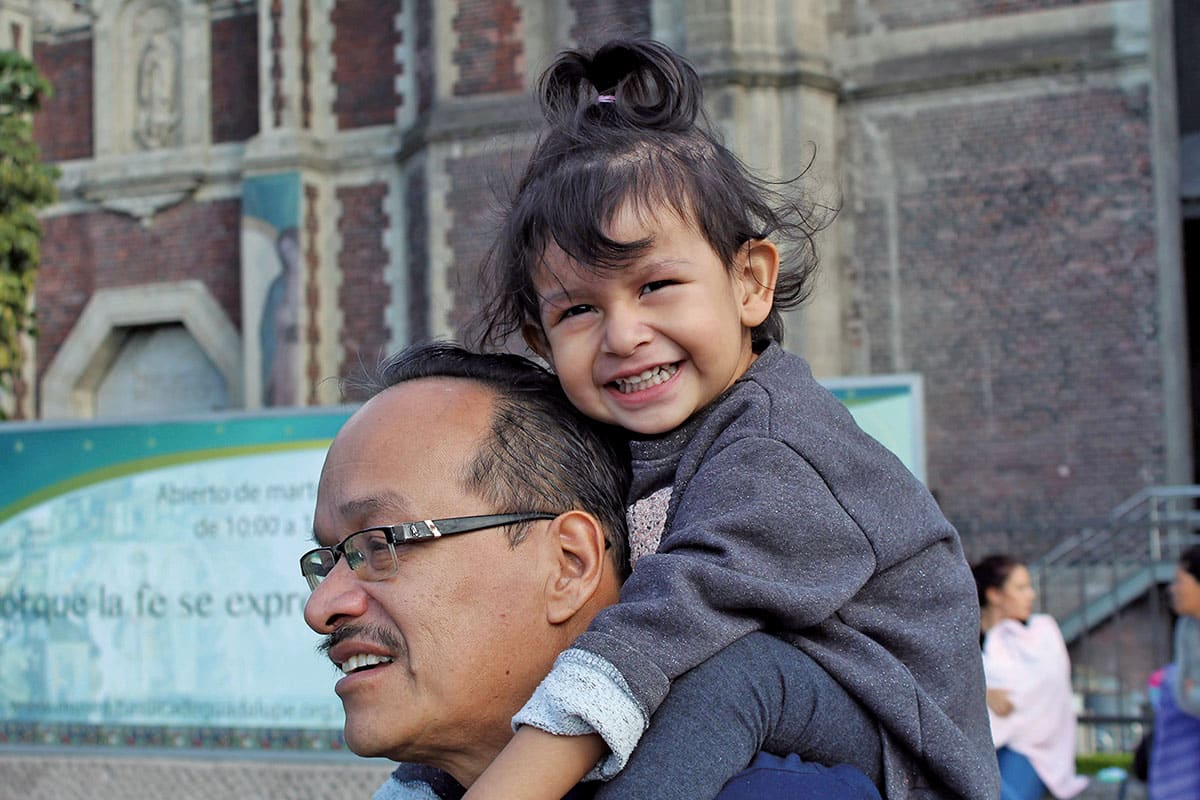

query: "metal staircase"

left=1032, top=485, right=1200, bottom=645
left=1026, top=486, right=1200, bottom=751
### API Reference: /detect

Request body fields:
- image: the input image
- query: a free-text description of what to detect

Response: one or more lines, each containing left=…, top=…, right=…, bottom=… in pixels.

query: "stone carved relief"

left=131, top=6, right=181, bottom=150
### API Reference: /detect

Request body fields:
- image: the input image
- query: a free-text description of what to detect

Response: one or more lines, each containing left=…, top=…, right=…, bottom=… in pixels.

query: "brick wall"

left=331, top=0, right=402, bottom=129
left=36, top=201, right=242, bottom=378
left=31, top=36, right=93, bottom=162
left=211, top=11, right=260, bottom=143
left=268, top=2, right=284, bottom=127
left=412, top=0, right=435, bottom=115
left=337, top=183, right=391, bottom=378
left=404, top=168, right=429, bottom=343
left=301, top=0, right=313, bottom=128
left=845, top=85, right=1160, bottom=528
left=444, top=150, right=519, bottom=340
left=305, top=182, right=322, bottom=403
left=833, top=0, right=1107, bottom=33
left=452, top=0, right=523, bottom=96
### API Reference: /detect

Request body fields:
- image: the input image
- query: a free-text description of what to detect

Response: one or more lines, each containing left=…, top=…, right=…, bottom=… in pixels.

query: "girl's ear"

left=522, top=323, right=553, bottom=363
left=736, top=239, right=779, bottom=328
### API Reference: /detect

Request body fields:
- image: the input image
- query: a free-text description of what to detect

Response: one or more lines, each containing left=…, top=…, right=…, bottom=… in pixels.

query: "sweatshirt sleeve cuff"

left=511, top=648, right=649, bottom=780
left=372, top=778, right=445, bottom=800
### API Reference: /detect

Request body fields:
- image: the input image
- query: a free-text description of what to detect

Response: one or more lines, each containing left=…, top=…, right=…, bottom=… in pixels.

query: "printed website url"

left=6, top=698, right=339, bottom=724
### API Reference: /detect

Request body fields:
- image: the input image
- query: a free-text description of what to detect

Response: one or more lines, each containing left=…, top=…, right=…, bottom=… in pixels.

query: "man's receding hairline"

left=378, top=372, right=499, bottom=399
left=370, top=373, right=503, bottom=436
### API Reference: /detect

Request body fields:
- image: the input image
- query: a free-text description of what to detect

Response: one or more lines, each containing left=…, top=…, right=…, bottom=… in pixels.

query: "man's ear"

left=736, top=239, right=779, bottom=329
left=522, top=323, right=552, bottom=364
left=544, top=510, right=611, bottom=625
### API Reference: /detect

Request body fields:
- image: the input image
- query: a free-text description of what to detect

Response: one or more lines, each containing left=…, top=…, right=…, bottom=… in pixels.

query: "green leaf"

left=0, top=50, right=56, bottom=417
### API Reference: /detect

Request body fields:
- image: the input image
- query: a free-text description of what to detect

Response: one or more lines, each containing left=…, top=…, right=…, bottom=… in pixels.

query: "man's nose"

left=303, top=561, right=369, bottom=633
left=602, top=305, right=652, bottom=356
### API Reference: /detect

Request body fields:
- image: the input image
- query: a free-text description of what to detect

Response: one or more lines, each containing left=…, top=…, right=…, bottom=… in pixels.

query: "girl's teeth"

left=616, top=364, right=678, bottom=394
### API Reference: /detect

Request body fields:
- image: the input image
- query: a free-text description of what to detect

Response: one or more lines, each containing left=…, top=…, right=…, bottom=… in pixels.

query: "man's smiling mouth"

left=612, top=364, right=678, bottom=394
left=339, top=653, right=395, bottom=675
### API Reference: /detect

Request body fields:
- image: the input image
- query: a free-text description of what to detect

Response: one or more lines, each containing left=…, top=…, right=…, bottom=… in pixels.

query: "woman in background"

left=1147, top=544, right=1200, bottom=800
left=973, top=555, right=1089, bottom=800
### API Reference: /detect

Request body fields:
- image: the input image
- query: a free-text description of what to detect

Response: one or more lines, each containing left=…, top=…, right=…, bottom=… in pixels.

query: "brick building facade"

left=12, top=0, right=1191, bottom=536
left=0, top=0, right=1195, bottom=790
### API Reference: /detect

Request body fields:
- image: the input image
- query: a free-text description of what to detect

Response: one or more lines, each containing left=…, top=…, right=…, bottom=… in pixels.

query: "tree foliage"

left=0, top=49, right=58, bottom=417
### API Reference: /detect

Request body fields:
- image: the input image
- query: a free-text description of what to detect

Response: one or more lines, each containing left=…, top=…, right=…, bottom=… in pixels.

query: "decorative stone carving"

left=90, top=0, right=209, bottom=157
left=131, top=5, right=181, bottom=150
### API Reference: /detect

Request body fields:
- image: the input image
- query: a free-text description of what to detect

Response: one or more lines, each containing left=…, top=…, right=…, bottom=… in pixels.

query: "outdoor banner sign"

left=0, top=408, right=353, bottom=751
left=0, top=373, right=922, bottom=753
left=824, top=373, right=926, bottom=484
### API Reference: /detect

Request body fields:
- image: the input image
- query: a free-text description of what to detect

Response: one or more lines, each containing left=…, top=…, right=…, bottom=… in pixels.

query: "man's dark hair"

left=362, top=341, right=631, bottom=577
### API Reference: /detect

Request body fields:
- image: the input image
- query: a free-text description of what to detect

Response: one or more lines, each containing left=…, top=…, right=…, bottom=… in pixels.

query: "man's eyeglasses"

left=300, top=512, right=558, bottom=591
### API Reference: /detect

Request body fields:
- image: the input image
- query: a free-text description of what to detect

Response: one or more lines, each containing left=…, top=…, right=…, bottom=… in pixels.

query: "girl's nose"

left=602, top=306, right=651, bottom=356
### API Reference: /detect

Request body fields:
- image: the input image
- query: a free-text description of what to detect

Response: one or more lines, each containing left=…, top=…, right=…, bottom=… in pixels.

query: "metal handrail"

left=1109, top=485, right=1200, bottom=522
left=1032, top=486, right=1200, bottom=573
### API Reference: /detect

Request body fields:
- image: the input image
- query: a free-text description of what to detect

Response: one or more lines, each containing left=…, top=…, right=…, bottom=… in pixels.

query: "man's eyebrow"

left=310, top=490, right=414, bottom=544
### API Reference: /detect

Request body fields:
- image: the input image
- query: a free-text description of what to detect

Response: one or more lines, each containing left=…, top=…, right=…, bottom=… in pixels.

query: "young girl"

left=464, top=37, right=997, bottom=800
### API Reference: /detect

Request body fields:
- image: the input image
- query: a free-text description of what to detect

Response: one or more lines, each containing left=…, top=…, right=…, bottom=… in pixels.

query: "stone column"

left=654, top=0, right=844, bottom=376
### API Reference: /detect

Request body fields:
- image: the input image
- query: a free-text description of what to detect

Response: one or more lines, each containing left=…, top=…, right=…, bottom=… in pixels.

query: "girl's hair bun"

left=538, top=37, right=702, bottom=133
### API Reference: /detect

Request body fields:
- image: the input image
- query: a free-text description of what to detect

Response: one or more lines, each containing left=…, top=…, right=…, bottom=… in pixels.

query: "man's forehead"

left=334, top=378, right=496, bottom=452
left=314, top=378, right=494, bottom=533
left=364, top=377, right=494, bottom=425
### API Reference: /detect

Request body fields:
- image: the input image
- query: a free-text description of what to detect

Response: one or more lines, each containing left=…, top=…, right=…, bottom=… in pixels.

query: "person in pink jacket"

left=972, top=555, right=1089, bottom=800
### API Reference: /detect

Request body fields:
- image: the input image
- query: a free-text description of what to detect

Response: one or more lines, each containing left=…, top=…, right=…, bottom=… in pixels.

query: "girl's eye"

left=559, top=304, right=593, bottom=321
left=640, top=280, right=676, bottom=296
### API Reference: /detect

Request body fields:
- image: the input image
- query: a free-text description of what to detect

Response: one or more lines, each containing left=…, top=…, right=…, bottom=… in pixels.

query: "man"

left=301, top=342, right=880, bottom=799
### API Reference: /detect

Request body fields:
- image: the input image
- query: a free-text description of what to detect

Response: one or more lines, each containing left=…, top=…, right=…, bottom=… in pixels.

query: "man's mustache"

left=318, top=623, right=406, bottom=658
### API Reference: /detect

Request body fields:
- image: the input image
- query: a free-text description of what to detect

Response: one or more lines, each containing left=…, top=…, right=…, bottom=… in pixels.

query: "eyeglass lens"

left=301, top=528, right=398, bottom=589
left=348, top=529, right=396, bottom=576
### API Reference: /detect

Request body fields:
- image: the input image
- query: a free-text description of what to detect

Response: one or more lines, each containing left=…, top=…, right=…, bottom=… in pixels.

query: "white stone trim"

left=519, top=0, right=572, bottom=91
left=834, top=1, right=1148, bottom=70
left=41, top=281, right=242, bottom=418
left=425, top=143, right=454, bottom=342
left=311, top=176, right=343, bottom=405
left=257, top=0, right=275, bottom=133
left=0, top=2, right=34, bottom=56
left=395, top=0, right=416, bottom=129
left=306, top=0, right=335, bottom=137
left=433, top=0, right=456, bottom=102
